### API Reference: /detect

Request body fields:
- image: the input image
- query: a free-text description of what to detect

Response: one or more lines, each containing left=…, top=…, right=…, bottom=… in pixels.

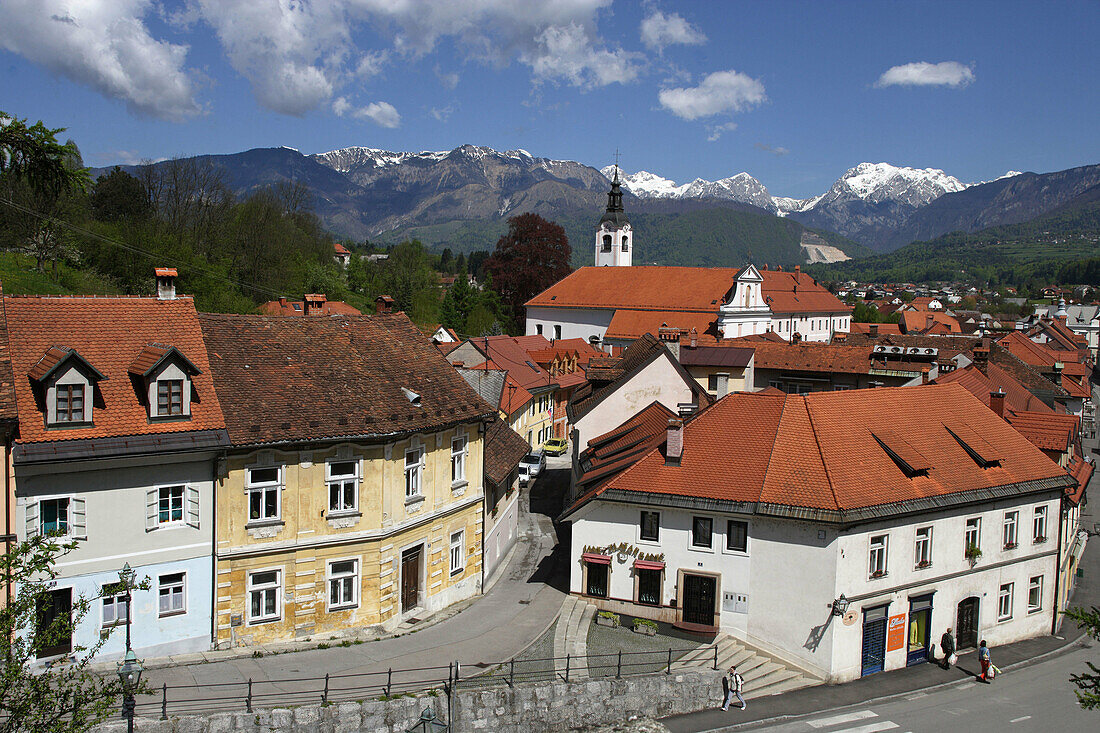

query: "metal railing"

left=136, top=645, right=717, bottom=718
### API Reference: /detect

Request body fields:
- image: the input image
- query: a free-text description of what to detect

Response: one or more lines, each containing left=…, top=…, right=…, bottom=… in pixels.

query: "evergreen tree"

left=1066, top=605, right=1100, bottom=709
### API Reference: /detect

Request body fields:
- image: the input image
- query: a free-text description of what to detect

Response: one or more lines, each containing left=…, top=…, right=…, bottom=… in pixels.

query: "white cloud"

left=706, top=122, right=737, bottom=142
left=0, top=0, right=201, bottom=121
left=356, top=50, right=388, bottom=79
left=659, top=70, right=767, bottom=121
left=430, top=105, right=455, bottom=121
left=754, top=142, right=790, bottom=156
left=525, top=23, right=642, bottom=88
left=434, top=65, right=460, bottom=89
left=333, top=96, right=401, bottom=128
left=875, top=61, right=975, bottom=88
left=640, top=10, right=705, bottom=52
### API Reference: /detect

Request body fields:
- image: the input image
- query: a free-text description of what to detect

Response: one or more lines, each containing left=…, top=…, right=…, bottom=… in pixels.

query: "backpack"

left=734, top=673, right=744, bottom=692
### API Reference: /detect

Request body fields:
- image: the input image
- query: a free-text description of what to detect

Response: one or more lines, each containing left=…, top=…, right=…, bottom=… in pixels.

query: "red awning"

left=633, top=560, right=665, bottom=571
left=582, top=552, right=611, bottom=565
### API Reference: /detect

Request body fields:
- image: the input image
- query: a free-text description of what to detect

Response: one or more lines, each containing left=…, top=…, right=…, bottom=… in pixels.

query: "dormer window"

left=28, top=346, right=104, bottom=427
left=157, top=380, right=184, bottom=416
left=55, top=384, right=85, bottom=423
left=129, top=344, right=201, bottom=420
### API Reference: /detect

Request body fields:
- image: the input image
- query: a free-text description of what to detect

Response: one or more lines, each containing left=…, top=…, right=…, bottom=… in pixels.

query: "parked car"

left=542, top=437, right=568, bottom=456
left=520, top=451, right=545, bottom=480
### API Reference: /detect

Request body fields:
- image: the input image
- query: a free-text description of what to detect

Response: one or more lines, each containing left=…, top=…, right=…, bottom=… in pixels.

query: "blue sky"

left=2, top=0, right=1098, bottom=198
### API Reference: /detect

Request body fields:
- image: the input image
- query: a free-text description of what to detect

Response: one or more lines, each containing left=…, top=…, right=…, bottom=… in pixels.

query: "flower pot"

left=595, top=615, right=619, bottom=628
left=633, top=624, right=657, bottom=636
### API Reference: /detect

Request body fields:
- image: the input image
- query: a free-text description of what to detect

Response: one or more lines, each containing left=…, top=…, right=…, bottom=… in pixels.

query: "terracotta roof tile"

left=258, top=298, right=363, bottom=316
left=1067, top=456, right=1094, bottom=505
left=742, top=341, right=872, bottom=375
left=902, top=311, right=961, bottom=334
left=933, top=363, right=1054, bottom=413
left=4, top=295, right=225, bottom=443
left=850, top=322, right=903, bottom=336
left=569, top=384, right=1068, bottom=516
left=604, top=310, right=720, bottom=343
left=199, top=312, right=494, bottom=446
left=484, top=416, right=530, bottom=488
left=1004, top=409, right=1079, bottom=452
left=0, top=286, right=17, bottom=422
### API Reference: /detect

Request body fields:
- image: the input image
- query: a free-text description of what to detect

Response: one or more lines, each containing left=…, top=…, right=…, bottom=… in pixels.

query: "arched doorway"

left=957, top=597, right=980, bottom=650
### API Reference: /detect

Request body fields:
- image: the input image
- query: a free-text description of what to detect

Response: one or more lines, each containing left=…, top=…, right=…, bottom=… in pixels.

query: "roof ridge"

left=799, top=394, right=840, bottom=511
left=759, top=393, right=796, bottom=505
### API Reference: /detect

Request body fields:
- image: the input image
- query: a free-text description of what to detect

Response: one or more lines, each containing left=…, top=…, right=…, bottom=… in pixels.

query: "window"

left=451, top=436, right=467, bottom=484
left=1032, top=506, right=1048, bottom=543
left=450, top=530, right=465, bottom=575
left=328, top=560, right=358, bottom=610
left=40, top=498, right=69, bottom=535
left=585, top=560, right=608, bottom=597
left=914, top=526, right=932, bottom=567
left=156, top=379, right=184, bottom=416
left=405, top=448, right=423, bottom=498
left=159, top=486, right=184, bottom=524
left=1027, top=576, right=1043, bottom=614
left=998, top=582, right=1013, bottom=621
left=102, top=582, right=128, bottom=627
left=55, top=384, right=84, bottom=423
left=621, top=236, right=629, bottom=252
left=726, top=520, right=748, bottom=553
left=554, top=325, right=562, bottom=340
left=639, top=511, right=660, bottom=542
left=247, top=570, right=281, bottom=624
left=247, top=467, right=281, bottom=522
left=158, top=573, right=186, bottom=616
left=602, top=234, right=612, bottom=252
left=691, top=516, right=713, bottom=549
left=637, top=568, right=661, bottom=605
left=535, top=324, right=543, bottom=335
left=1003, top=511, right=1018, bottom=549
left=965, top=517, right=981, bottom=557
left=708, top=374, right=720, bottom=391
left=327, top=460, right=358, bottom=513
left=869, top=535, right=888, bottom=577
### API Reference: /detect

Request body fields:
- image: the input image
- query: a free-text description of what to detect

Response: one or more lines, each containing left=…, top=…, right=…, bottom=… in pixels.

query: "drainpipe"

left=211, top=450, right=224, bottom=649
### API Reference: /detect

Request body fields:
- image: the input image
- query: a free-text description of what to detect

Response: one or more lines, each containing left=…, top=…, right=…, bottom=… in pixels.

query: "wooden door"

left=401, top=546, right=421, bottom=612
left=681, top=574, right=716, bottom=626
left=957, top=597, right=979, bottom=650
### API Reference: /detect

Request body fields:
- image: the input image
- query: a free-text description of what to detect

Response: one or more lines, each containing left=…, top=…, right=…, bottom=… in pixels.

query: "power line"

left=0, top=196, right=286, bottom=299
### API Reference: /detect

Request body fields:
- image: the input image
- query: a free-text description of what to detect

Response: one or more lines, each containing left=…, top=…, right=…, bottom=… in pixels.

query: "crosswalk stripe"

left=807, top=710, right=878, bottom=728
left=833, top=723, right=899, bottom=733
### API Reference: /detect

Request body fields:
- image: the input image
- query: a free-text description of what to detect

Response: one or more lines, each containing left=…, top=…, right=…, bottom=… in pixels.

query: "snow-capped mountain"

left=812, top=162, right=967, bottom=208
left=600, top=165, right=777, bottom=213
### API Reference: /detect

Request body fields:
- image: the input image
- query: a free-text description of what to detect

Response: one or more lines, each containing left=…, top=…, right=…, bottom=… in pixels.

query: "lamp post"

left=116, top=563, right=142, bottom=732
left=406, top=706, right=447, bottom=733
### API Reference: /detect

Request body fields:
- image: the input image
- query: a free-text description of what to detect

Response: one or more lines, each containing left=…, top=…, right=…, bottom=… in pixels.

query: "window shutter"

left=25, top=501, right=39, bottom=539
left=146, top=489, right=159, bottom=531
left=186, top=486, right=200, bottom=529
left=71, top=498, right=87, bottom=540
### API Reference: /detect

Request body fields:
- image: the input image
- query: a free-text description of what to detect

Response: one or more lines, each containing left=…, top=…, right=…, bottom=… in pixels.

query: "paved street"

left=732, top=641, right=1096, bottom=733
left=131, top=460, right=571, bottom=716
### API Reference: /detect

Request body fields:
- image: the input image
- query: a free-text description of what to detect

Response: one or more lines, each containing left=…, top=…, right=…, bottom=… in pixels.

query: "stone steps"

left=672, top=633, right=821, bottom=700
left=553, top=596, right=596, bottom=680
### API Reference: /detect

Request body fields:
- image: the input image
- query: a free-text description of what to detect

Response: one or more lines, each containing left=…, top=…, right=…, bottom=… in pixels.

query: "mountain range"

left=92, top=147, right=1099, bottom=262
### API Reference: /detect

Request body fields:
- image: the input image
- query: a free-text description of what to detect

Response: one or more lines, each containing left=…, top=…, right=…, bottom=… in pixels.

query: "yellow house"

left=199, top=312, right=495, bottom=647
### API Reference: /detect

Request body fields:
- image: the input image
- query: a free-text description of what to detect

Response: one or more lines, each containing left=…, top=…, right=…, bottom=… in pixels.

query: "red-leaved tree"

left=483, top=213, right=572, bottom=330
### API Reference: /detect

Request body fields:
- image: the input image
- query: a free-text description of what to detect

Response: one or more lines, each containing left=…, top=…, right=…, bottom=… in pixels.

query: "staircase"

left=553, top=595, right=596, bottom=680
left=672, top=633, right=820, bottom=698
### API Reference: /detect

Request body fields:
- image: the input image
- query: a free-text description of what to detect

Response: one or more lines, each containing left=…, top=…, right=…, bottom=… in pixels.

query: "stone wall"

left=93, top=670, right=722, bottom=732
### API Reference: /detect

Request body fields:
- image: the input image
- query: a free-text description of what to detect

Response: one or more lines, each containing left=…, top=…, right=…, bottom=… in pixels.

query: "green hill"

left=809, top=192, right=1100, bottom=286
left=375, top=207, right=869, bottom=269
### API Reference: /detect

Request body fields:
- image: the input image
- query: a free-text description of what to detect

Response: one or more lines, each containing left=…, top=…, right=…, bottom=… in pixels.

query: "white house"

left=560, top=383, right=1076, bottom=683
left=3, top=273, right=228, bottom=663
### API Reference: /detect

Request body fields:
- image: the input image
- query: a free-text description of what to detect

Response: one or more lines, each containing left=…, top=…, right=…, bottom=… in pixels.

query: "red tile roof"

left=744, top=340, right=872, bottom=375
left=333, top=242, right=351, bottom=255
left=604, top=310, right=720, bottom=343
left=901, top=311, right=961, bottom=334
left=199, top=312, right=495, bottom=445
left=0, top=286, right=17, bottom=422
left=484, top=416, right=530, bottom=488
left=997, top=331, right=1059, bottom=367
left=678, top=345, right=755, bottom=368
left=564, top=384, right=1071, bottom=519
left=932, top=362, right=1053, bottom=413
left=850, top=322, right=903, bottom=336
left=4, top=295, right=226, bottom=443
left=526, top=266, right=847, bottom=315
left=257, top=298, right=362, bottom=316
left=1003, top=409, right=1079, bottom=452
left=154, top=267, right=178, bottom=277
left=1067, top=456, right=1094, bottom=505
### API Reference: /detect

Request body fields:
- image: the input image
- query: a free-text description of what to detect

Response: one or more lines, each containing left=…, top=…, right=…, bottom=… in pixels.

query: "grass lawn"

left=0, top=251, right=120, bottom=295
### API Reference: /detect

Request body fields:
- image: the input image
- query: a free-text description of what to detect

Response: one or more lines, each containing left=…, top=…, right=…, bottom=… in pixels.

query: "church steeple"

left=595, top=163, right=632, bottom=266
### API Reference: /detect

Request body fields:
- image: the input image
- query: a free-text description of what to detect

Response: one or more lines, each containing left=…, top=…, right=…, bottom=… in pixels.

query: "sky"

left=2, top=0, right=1098, bottom=198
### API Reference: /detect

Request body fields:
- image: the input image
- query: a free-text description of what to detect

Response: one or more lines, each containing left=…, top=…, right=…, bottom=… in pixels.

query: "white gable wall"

left=572, top=352, right=695, bottom=451
left=526, top=306, right=614, bottom=345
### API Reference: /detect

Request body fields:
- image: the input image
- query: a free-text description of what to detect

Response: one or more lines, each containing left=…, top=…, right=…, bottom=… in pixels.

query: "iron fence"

left=135, top=644, right=717, bottom=718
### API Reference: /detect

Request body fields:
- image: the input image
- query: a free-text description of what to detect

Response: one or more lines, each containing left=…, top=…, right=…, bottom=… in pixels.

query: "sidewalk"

left=663, top=486, right=1098, bottom=732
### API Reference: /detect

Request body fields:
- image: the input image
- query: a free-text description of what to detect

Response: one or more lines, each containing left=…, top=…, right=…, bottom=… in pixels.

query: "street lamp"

left=406, top=706, right=448, bottom=732
left=831, top=594, right=850, bottom=617
left=116, top=649, right=143, bottom=733
left=118, top=563, right=136, bottom=653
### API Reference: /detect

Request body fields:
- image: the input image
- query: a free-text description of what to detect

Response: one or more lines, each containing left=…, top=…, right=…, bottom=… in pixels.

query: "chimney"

left=278, top=296, right=287, bottom=307
left=715, top=372, right=730, bottom=398
left=921, top=366, right=930, bottom=384
left=665, top=418, right=684, bottom=465
left=304, top=293, right=327, bottom=315
left=972, top=344, right=990, bottom=374
left=375, top=295, right=395, bottom=314
left=989, top=389, right=1006, bottom=419
left=1051, top=362, right=1064, bottom=381
left=869, top=324, right=879, bottom=337
left=926, top=314, right=935, bottom=330
left=792, top=331, right=802, bottom=344
left=689, top=327, right=698, bottom=349
left=155, top=267, right=178, bottom=300
left=794, top=265, right=800, bottom=283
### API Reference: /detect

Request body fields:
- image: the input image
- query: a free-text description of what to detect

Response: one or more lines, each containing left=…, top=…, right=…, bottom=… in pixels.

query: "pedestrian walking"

left=978, top=640, right=992, bottom=682
left=721, top=665, right=746, bottom=711
left=940, top=628, right=956, bottom=670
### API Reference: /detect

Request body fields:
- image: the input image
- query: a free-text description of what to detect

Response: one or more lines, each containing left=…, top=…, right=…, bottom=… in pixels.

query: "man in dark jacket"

left=940, top=628, right=955, bottom=670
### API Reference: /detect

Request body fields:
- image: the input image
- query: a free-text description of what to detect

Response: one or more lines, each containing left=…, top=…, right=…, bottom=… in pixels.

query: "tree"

left=483, top=213, right=571, bottom=329
left=1067, top=605, right=1100, bottom=709
left=90, top=167, right=150, bottom=223
left=0, top=112, right=89, bottom=199
left=0, top=535, right=146, bottom=732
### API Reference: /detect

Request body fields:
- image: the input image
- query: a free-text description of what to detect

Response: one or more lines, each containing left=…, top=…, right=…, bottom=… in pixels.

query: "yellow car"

left=542, top=437, right=568, bottom=456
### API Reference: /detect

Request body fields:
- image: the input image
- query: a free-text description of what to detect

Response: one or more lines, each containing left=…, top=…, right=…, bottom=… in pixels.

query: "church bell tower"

left=595, top=166, right=632, bottom=267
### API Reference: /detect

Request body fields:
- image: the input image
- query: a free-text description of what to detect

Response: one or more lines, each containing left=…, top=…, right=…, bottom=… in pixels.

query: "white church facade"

left=525, top=172, right=851, bottom=347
